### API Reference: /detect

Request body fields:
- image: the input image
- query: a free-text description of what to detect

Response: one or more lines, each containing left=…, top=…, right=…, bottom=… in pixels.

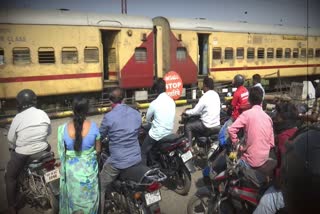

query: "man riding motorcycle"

left=228, top=86, right=274, bottom=168
left=183, top=76, right=220, bottom=150
left=6, top=89, right=51, bottom=214
left=99, top=87, right=143, bottom=214
left=141, top=78, right=176, bottom=164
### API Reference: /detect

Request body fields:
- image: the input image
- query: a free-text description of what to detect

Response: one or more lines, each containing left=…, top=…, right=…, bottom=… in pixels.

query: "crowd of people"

left=4, top=73, right=320, bottom=214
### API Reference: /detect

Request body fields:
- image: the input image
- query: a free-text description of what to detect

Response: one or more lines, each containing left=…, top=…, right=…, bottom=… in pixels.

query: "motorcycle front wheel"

left=187, top=191, right=211, bottom=214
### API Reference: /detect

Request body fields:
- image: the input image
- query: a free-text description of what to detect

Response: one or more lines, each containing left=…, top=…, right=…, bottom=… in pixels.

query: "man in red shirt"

left=231, top=74, right=249, bottom=121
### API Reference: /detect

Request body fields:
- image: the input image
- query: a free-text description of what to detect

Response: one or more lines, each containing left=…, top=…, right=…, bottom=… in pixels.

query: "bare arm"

left=95, top=140, right=101, bottom=153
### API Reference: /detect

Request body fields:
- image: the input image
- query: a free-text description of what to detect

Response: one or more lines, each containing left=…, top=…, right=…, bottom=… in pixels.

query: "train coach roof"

left=166, top=17, right=320, bottom=36
left=0, top=9, right=153, bottom=29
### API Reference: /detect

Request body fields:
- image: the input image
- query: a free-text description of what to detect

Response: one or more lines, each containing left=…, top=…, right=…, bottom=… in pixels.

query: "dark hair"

left=248, top=87, right=263, bottom=105
left=153, top=78, right=166, bottom=94
left=110, top=87, right=124, bottom=104
left=275, top=102, right=299, bottom=121
left=252, top=74, right=261, bottom=84
left=203, top=77, right=214, bottom=90
left=72, top=97, right=89, bottom=152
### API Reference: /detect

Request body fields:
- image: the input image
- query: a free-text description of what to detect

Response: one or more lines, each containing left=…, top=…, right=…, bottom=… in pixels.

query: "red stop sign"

left=164, top=71, right=183, bottom=100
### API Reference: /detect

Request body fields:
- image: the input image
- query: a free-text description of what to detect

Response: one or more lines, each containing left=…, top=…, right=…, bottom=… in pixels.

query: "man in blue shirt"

left=141, top=78, right=176, bottom=164
left=99, top=87, right=142, bottom=213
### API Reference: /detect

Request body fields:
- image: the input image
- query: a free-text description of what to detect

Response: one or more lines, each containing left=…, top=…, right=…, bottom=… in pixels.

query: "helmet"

left=233, top=74, right=245, bottom=87
left=281, top=125, right=320, bottom=213
left=16, top=89, right=37, bottom=112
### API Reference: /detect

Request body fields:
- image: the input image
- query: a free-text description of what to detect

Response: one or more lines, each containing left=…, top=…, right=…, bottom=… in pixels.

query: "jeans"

left=253, top=186, right=285, bottom=214
left=141, top=133, right=158, bottom=165
left=5, top=151, right=30, bottom=207
left=185, top=119, right=207, bottom=147
left=99, top=163, right=120, bottom=214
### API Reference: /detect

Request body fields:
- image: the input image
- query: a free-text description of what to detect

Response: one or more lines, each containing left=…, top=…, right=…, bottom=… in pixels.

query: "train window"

left=0, top=48, right=4, bottom=64
left=293, top=48, right=299, bottom=58
left=225, top=48, right=233, bottom=60
left=84, top=47, right=99, bottom=63
left=247, top=48, right=255, bottom=59
left=308, top=48, right=314, bottom=58
left=212, top=48, right=221, bottom=60
left=276, top=48, right=283, bottom=58
left=38, top=47, right=55, bottom=64
left=13, top=47, right=31, bottom=64
left=285, top=48, right=291, bottom=58
left=236, top=48, right=244, bottom=59
left=300, top=48, right=306, bottom=58
left=316, top=49, right=320, bottom=58
left=135, top=47, right=148, bottom=62
left=62, top=47, right=78, bottom=64
left=176, top=47, right=186, bottom=62
left=267, top=48, right=274, bottom=59
left=257, top=48, right=265, bottom=59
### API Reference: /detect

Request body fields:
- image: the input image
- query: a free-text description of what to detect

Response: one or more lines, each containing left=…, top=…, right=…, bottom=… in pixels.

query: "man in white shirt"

left=252, top=74, right=265, bottom=99
left=184, top=77, right=220, bottom=147
left=141, top=78, right=176, bottom=164
left=5, top=89, right=51, bottom=214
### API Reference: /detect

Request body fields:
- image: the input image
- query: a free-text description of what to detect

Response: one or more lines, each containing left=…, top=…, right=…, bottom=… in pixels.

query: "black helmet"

left=16, top=89, right=37, bottom=112
left=233, top=74, right=245, bottom=87
left=281, top=125, right=320, bottom=213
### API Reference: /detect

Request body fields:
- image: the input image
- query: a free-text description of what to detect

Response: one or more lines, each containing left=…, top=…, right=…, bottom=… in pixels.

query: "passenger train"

left=0, top=9, right=319, bottom=110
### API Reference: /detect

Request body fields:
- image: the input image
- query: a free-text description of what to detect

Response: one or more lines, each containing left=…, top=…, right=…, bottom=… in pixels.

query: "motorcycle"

left=187, top=143, right=277, bottom=214
left=8, top=148, right=60, bottom=213
left=177, top=109, right=229, bottom=160
left=100, top=138, right=167, bottom=214
left=139, top=124, right=196, bottom=196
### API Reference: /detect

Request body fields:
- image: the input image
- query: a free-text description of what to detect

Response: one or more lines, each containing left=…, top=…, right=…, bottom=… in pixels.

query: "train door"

left=100, top=30, right=120, bottom=81
left=198, top=34, right=209, bottom=76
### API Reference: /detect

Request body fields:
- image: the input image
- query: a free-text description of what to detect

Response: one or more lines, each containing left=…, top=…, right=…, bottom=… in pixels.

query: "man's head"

left=153, top=78, right=166, bottom=94
left=281, top=126, right=320, bottom=213
left=16, top=89, right=37, bottom=112
left=110, top=87, right=124, bottom=104
left=248, top=86, right=263, bottom=106
left=233, top=74, right=245, bottom=88
left=252, top=74, right=261, bottom=85
left=203, top=77, right=214, bottom=92
left=274, top=102, right=299, bottom=123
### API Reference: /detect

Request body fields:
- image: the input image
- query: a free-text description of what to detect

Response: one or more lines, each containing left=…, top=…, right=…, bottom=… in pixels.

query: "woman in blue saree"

left=58, top=97, right=101, bottom=214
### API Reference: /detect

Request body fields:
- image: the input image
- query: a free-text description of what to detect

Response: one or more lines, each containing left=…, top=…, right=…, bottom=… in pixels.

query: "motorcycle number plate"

left=44, top=168, right=60, bottom=183
left=181, top=150, right=193, bottom=163
left=145, top=190, right=161, bottom=206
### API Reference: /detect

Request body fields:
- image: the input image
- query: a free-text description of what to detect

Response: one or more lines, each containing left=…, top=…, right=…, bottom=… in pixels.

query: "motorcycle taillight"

left=43, top=159, right=56, bottom=171
left=147, top=182, right=161, bottom=192
left=179, top=139, right=190, bottom=152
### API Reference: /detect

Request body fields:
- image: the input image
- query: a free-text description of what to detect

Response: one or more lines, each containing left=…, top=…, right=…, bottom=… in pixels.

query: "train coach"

left=0, top=9, right=320, bottom=112
left=155, top=16, right=320, bottom=89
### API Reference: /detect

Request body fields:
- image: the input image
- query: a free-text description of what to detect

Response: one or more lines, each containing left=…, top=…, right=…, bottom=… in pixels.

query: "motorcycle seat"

left=28, top=151, right=54, bottom=164
left=157, top=134, right=186, bottom=151
left=119, top=163, right=150, bottom=183
left=158, top=134, right=183, bottom=144
left=242, top=158, right=277, bottom=188
left=203, top=126, right=221, bottom=137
